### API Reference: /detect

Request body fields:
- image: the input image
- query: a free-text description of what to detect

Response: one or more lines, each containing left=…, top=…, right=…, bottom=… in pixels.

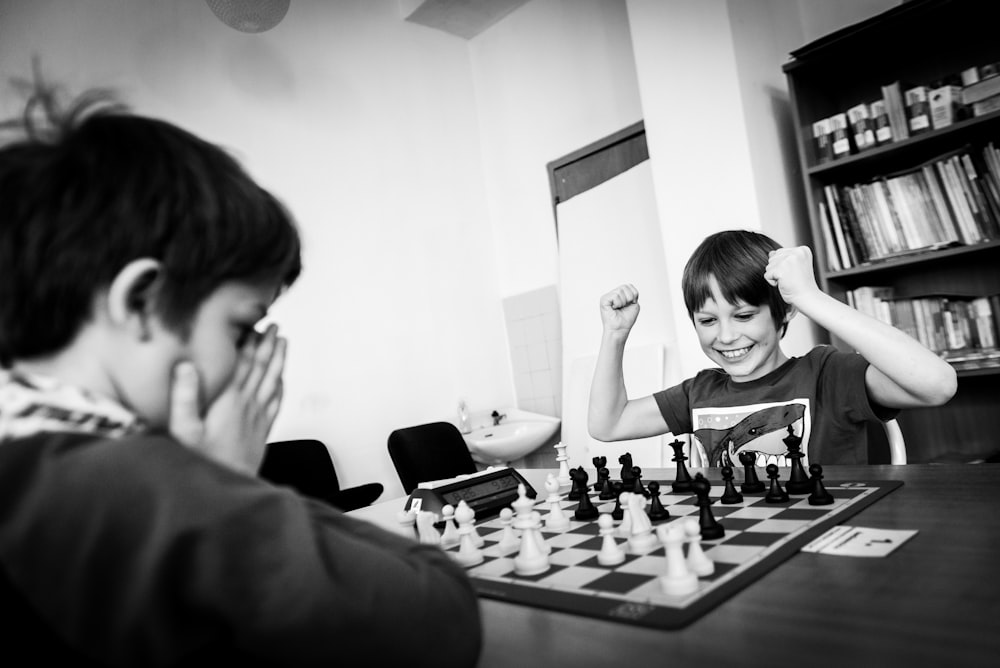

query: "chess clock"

left=404, top=467, right=537, bottom=520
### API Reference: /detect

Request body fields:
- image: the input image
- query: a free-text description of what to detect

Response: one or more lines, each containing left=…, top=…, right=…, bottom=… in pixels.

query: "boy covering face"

left=589, top=230, right=957, bottom=466
left=0, top=80, right=480, bottom=666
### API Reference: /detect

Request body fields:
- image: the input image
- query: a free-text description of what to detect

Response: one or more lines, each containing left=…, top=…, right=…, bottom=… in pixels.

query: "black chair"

left=258, top=439, right=383, bottom=511
left=387, top=421, right=478, bottom=495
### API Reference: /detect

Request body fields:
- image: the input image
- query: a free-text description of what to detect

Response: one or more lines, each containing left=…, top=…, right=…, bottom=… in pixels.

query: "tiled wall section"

left=503, top=285, right=562, bottom=468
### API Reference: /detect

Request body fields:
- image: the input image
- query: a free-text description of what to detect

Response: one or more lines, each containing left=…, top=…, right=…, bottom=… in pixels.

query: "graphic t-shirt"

left=652, top=346, right=895, bottom=466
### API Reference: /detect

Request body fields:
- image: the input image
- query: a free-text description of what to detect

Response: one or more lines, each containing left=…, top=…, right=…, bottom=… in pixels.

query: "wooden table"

left=350, top=465, right=1000, bottom=667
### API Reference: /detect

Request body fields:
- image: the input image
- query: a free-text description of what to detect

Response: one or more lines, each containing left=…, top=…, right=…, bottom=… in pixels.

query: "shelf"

left=822, top=239, right=1000, bottom=280
left=806, top=109, right=1000, bottom=179
left=785, top=0, right=1000, bottom=462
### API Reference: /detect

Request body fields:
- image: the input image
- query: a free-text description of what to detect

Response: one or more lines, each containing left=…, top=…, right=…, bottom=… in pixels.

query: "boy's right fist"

left=600, top=284, right=640, bottom=333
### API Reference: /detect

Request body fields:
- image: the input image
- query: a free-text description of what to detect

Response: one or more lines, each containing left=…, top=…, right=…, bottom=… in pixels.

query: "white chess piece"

left=657, top=523, right=698, bottom=596
left=626, top=491, right=658, bottom=553
left=543, top=473, right=571, bottom=531
left=453, top=501, right=484, bottom=567
left=616, top=491, right=633, bottom=538
left=496, top=507, right=520, bottom=552
left=416, top=510, right=440, bottom=546
left=439, top=504, right=460, bottom=548
left=554, top=442, right=572, bottom=488
left=512, top=488, right=549, bottom=575
left=597, top=513, right=625, bottom=566
left=684, top=518, right=714, bottom=576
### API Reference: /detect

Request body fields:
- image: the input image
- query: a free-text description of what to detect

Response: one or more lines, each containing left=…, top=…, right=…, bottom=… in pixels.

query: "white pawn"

left=596, top=513, right=625, bottom=566
left=657, top=523, right=698, bottom=596
left=543, top=473, right=571, bottom=531
left=496, top=507, right=520, bottom=552
left=416, top=510, right=440, bottom=546
left=684, top=518, right=714, bottom=576
left=616, top=491, right=633, bottom=538
left=439, top=504, right=460, bottom=548
left=453, top=501, right=484, bottom=567
left=513, top=502, right=549, bottom=576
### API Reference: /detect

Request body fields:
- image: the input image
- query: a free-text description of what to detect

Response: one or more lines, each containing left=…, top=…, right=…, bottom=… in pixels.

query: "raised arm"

left=764, top=246, right=957, bottom=408
left=588, top=284, right=672, bottom=441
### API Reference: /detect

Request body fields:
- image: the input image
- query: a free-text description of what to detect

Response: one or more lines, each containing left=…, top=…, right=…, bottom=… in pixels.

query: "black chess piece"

left=646, top=480, right=670, bottom=522
left=610, top=482, right=625, bottom=520
left=764, top=463, right=790, bottom=503
left=807, top=463, right=834, bottom=505
left=738, top=450, right=765, bottom=494
left=569, top=467, right=598, bottom=520
left=598, top=470, right=617, bottom=500
left=720, top=465, right=743, bottom=504
left=690, top=473, right=724, bottom=540
left=631, top=465, right=648, bottom=497
left=783, top=425, right=811, bottom=494
left=567, top=466, right=586, bottom=500
left=594, top=466, right=610, bottom=494
left=592, top=456, right=607, bottom=491
left=669, top=439, right=693, bottom=493
left=619, top=453, right=635, bottom=487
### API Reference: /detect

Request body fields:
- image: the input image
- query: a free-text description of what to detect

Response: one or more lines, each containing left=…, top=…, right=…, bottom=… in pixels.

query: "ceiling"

left=404, top=0, right=534, bottom=39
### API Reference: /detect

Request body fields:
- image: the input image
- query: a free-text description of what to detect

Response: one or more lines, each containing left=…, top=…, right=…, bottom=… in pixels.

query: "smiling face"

left=691, top=275, right=788, bottom=383
left=121, top=280, right=279, bottom=428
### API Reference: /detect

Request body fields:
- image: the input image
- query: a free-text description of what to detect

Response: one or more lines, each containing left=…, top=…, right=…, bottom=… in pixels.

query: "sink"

left=462, top=408, right=561, bottom=465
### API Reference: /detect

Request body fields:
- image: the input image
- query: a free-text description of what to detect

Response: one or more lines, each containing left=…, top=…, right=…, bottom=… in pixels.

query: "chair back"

left=259, top=439, right=341, bottom=498
left=387, top=421, right=478, bottom=494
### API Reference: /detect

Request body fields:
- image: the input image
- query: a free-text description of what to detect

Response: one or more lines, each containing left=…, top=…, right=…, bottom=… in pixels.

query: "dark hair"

left=0, top=80, right=301, bottom=363
left=681, top=230, right=789, bottom=334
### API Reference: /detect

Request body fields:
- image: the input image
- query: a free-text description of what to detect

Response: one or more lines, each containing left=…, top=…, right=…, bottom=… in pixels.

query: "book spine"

left=881, top=82, right=910, bottom=141
left=846, top=103, right=875, bottom=151
left=812, top=117, right=833, bottom=163
left=829, top=113, right=851, bottom=159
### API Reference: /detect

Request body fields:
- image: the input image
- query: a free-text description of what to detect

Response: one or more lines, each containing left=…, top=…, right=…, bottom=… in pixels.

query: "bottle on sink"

left=457, top=399, right=472, bottom=434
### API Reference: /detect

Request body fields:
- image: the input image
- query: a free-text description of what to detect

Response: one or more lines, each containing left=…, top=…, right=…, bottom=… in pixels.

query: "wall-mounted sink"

left=463, top=408, right=560, bottom=465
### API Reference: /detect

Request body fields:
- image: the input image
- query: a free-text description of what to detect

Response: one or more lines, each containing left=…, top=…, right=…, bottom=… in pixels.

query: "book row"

left=847, top=287, right=1000, bottom=369
left=819, top=144, right=1000, bottom=270
left=812, top=60, right=1000, bottom=164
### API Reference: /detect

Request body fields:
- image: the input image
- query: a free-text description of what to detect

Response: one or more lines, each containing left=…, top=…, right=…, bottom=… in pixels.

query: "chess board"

left=439, top=476, right=903, bottom=629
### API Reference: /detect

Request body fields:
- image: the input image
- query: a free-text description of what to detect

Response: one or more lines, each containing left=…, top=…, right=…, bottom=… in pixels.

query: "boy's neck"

left=9, top=328, right=122, bottom=407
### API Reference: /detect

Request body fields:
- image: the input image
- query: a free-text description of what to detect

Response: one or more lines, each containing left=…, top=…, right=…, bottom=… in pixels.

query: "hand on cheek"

left=169, top=324, right=287, bottom=474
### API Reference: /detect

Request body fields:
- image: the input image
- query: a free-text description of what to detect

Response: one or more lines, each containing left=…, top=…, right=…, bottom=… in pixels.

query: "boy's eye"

left=697, top=317, right=716, bottom=326
left=235, top=325, right=258, bottom=348
left=735, top=311, right=756, bottom=321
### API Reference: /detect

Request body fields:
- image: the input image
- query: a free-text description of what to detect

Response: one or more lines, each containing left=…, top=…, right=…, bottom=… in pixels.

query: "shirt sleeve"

left=2, top=433, right=482, bottom=668
left=652, top=376, right=696, bottom=434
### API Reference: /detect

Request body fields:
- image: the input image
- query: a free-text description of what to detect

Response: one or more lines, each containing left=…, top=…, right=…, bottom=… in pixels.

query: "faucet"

left=491, top=410, right=507, bottom=426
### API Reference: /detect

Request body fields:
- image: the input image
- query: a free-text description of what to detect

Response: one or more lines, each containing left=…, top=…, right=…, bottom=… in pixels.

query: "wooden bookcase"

left=783, top=0, right=1000, bottom=463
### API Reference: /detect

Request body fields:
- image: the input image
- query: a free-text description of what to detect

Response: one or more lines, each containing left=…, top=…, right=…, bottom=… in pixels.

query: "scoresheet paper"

left=801, top=525, right=917, bottom=557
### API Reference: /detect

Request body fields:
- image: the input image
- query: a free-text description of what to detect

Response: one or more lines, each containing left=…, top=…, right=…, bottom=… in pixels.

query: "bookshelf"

left=783, top=0, right=1000, bottom=463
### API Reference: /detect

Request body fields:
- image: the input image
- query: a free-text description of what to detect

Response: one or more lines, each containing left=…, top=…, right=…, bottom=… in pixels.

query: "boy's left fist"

left=763, top=246, right=819, bottom=304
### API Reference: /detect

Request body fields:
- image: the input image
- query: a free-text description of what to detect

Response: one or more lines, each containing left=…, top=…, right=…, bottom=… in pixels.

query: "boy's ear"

left=107, top=258, right=163, bottom=339
left=784, top=304, right=798, bottom=323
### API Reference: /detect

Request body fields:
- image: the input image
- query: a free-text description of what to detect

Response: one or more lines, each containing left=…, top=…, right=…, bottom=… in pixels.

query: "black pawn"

left=594, top=466, right=610, bottom=494
left=570, top=468, right=599, bottom=520
left=646, top=480, right=670, bottom=523
left=592, top=456, right=607, bottom=491
left=669, top=439, right=693, bottom=493
left=567, top=466, right=586, bottom=500
left=691, top=473, right=724, bottom=540
left=610, top=482, right=625, bottom=520
left=783, top=426, right=810, bottom=495
left=808, top=464, right=834, bottom=506
left=738, top=450, right=765, bottom=494
left=631, top=465, right=648, bottom=497
left=598, top=473, right=617, bottom=501
left=720, top=465, right=743, bottom=504
left=764, top=464, right=789, bottom=503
